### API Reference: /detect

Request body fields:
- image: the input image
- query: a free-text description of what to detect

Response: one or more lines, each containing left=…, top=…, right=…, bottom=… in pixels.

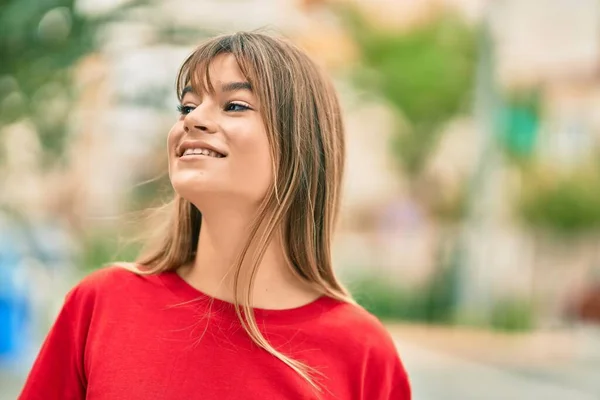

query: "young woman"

left=19, top=32, right=411, bottom=400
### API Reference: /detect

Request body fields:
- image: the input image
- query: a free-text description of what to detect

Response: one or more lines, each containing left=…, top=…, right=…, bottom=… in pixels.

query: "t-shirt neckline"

left=157, top=270, right=341, bottom=325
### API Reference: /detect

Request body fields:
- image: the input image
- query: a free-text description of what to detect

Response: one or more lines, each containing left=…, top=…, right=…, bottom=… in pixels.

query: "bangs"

left=176, top=34, right=256, bottom=101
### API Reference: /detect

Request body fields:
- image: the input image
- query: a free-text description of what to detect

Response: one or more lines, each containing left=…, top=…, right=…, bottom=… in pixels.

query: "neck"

left=178, top=205, right=320, bottom=309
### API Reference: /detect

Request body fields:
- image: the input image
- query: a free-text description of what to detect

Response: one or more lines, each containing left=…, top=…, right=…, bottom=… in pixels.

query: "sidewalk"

left=389, top=323, right=600, bottom=399
left=0, top=369, right=22, bottom=400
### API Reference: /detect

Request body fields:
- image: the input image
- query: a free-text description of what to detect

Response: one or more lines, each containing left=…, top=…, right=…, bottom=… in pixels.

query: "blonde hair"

left=130, top=32, right=355, bottom=392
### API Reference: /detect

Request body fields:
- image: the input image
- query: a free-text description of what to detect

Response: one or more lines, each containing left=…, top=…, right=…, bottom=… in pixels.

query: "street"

left=398, top=338, right=599, bottom=400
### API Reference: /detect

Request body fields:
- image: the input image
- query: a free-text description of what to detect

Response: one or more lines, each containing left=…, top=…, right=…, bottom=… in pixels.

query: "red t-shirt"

left=19, top=266, right=410, bottom=399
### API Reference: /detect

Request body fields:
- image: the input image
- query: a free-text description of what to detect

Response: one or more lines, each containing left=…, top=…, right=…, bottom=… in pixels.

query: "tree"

left=339, top=6, right=477, bottom=179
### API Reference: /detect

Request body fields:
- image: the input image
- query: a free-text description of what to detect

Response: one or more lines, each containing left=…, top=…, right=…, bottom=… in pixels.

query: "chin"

left=171, top=172, right=220, bottom=199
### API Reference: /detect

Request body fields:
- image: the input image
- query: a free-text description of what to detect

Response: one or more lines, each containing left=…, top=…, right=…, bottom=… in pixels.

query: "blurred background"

left=1, top=0, right=600, bottom=398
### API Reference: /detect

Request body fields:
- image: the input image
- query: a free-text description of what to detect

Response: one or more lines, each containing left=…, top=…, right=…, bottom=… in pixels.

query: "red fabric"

left=19, top=266, right=411, bottom=400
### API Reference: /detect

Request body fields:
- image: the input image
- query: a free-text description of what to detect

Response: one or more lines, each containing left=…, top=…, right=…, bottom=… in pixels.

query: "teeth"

left=181, top=148, right=222, bottom=158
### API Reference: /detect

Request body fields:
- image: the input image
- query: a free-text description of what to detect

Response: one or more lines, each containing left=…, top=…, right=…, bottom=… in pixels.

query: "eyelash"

left=176, top=102, right=251, bottom=115
left=176, top=104, right=194, bottom=115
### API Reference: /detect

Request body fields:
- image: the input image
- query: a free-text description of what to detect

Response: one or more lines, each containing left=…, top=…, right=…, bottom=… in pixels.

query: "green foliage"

left=490, top=298, right=533, bottom=332
left=519, top=170, right=600, bottom=235
left=349, top=276, right=406, bottom=320
left=504, top=92, right=600, bottom=237
left=0, top=0, right=189, bottom=165
left=80, top=232, right=141, bottom=271
left=349, top=262, right=458, bottom=323
left=0, top=0, right=99, bottom=163
left=350, top=270, right=534, bottom=331
left=339, top=7, right=477, bottom=176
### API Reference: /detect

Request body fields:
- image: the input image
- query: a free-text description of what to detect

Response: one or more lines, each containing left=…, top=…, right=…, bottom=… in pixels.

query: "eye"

left=177, top=104, right=195, bottom=115
left=224, top=101, right=251, bottom=112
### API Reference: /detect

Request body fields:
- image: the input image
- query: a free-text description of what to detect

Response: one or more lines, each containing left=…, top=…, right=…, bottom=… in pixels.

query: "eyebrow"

left=181, top=81, right=252, bottom=97
left=222, top=81, right=252, bottom=93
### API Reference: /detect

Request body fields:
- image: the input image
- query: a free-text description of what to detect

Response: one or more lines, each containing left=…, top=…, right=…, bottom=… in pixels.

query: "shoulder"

left=324, top=301, right=399, bottom=353
left=315, top=300, right=404, bottom=368
left=319, top=301, right=412, bottom=397
left=65, top=264, right=154, bottom=309
left=70, top=264, right=140, bottom=294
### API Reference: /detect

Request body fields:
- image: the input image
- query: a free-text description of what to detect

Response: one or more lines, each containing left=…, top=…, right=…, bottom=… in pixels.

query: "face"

left=168, top=54, right=273, bottom=210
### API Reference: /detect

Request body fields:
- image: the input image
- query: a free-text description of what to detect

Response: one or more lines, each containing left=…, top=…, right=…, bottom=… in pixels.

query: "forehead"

left=181, top=53, right=250, bottom=99
left=206, top=53, right=245, bottom=83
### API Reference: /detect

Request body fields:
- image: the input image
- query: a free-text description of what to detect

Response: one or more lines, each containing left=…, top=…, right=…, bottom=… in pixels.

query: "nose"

left=183, top=105, right=218, bottom=134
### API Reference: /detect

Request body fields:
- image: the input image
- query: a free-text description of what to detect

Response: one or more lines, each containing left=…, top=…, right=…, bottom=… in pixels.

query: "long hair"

left=132, top=32, right=355, bottom=391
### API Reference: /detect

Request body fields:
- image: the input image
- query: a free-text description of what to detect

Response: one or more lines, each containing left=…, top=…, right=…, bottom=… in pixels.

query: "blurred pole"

left=454, top=1, right=502, bottom=324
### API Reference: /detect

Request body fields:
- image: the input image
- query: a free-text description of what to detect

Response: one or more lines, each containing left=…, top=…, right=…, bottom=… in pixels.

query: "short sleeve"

left=362, top=335, right=412, bottom=400
left=387, top=356, right=411, bottom=400
left=19, top=287, right=90, bottom=400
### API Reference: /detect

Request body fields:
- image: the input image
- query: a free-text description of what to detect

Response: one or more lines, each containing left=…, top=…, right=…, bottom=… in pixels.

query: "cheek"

left=167, top=123, right=182, bottom=150
left=167, top=123, right=182, bottom=153
left=231, top=129, right=273, bottom=191
left=252, top=140, right=273, bottom=190
left=257, top=138, right=273, bottom=180
left=166, top=123, right=183, bottom=178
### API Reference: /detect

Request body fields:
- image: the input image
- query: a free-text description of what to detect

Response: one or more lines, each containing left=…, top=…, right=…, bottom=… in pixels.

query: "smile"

left=179, top=148, right=225, bottom=158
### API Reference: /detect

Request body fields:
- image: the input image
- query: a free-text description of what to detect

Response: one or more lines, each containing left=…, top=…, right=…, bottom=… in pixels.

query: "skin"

left=167, top=54, right=319, bottom=309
